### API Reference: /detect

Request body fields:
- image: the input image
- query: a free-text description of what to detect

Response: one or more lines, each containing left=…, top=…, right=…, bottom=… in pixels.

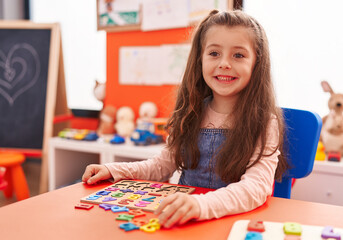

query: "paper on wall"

left=141, top=0, right=189, bottom=31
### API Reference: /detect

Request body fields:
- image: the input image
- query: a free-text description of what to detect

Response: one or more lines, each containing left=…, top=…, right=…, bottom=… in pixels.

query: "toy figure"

left=320, top=80, right=343, bottom=157
left=93, top=80, right=106, bottom=104
left=114, top=106, right=135, bottom=138
left=136, top=101, right=158, bottom=125
left=97, top=105, right=116, bottom=135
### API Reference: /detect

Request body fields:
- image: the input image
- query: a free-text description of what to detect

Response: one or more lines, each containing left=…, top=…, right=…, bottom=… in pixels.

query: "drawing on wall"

left=162, top=44, right=191, bottom=84
left=98, top=0, right=140, bottom=29
left=141, top=0, right=188, bottom=31
left=0, top=43, right=41, bottom=105
left=119, top=44, right=190, bottom=85
left=189, top=0, right=229, bottom=23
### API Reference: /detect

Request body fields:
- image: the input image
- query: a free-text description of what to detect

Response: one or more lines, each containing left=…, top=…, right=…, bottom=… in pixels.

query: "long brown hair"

left=166, top=10, right=288, bottom=183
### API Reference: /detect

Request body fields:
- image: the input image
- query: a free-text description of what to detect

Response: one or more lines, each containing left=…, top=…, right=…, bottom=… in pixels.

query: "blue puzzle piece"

left=120, top=189, right=134, bottom=193
left=245, top=232, right=262, bottom=240
left=111, top=205, right=129, bottom=213
left=96, top=190, right=111, bottom=196
left=142, top=196, right=156, bottom=202
left=119, top=222, right=140, bottom=232
left=86, top=195, right=101, bottom=200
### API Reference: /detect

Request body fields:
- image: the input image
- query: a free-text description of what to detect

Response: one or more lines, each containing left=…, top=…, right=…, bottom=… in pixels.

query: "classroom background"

left=1, top=0, right=343, bottom=208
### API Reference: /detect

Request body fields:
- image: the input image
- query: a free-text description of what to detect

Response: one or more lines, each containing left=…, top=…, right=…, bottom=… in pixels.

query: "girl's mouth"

left=216, top=76, right=238, bottom=82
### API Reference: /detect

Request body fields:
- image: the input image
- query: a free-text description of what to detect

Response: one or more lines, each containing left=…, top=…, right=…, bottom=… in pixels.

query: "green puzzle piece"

left=116, top=214, right=135, bottom=221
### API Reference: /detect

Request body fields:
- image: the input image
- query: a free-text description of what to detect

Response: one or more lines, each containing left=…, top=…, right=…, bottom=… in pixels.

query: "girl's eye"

left=209, top=51, right=220, bottom=57
left=234, top=53, right=244, bottom=58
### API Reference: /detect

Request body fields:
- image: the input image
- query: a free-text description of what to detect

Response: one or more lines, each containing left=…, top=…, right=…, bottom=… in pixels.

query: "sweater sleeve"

left=191, top=117, right=280, bottom=220
left=104, top=145, right=177, bottom=182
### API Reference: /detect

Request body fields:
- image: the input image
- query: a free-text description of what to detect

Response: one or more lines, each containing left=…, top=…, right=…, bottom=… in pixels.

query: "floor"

left=0, top=158, right=41, bottom=207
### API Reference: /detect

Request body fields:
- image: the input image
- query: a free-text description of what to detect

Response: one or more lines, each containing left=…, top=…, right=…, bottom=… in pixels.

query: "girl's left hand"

left=154, top=192, right=200, bottom=228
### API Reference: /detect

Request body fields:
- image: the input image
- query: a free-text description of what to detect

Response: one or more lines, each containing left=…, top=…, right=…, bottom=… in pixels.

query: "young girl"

left=82, top=10, right=288, bottom=228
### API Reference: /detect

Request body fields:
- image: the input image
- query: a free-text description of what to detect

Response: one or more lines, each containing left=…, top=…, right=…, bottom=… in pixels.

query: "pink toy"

left=320, top=80, right=343, bottom=156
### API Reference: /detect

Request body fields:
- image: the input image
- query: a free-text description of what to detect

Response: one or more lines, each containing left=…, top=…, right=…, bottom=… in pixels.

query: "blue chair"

left=273, top=108, right=322, bottom=199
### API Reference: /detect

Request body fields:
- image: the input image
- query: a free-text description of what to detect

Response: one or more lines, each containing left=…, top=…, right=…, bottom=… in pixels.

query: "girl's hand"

left=82, top=164, right=111, bottom=185
left=154, top=192, right=200, bottom=228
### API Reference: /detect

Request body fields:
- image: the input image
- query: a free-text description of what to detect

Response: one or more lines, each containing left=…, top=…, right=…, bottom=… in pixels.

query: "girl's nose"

left=219, top=59, right=231, bottom=69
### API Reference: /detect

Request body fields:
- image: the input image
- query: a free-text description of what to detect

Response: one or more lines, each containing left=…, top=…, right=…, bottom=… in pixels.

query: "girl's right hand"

left=82, top=164, right=111, bottom=185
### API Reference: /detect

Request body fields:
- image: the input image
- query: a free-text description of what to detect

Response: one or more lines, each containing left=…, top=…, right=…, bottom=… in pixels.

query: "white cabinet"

left=48, top=137, right=165, bottom=191
left=291, top=160, right=343, bottom=206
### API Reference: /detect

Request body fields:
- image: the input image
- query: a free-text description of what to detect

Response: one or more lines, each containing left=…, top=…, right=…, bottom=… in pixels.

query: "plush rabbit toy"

left=320, top=80, right=343, bottom=156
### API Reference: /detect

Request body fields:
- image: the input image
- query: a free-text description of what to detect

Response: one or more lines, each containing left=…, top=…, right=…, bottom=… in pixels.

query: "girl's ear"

left=321, top=80, right=334, bottom=95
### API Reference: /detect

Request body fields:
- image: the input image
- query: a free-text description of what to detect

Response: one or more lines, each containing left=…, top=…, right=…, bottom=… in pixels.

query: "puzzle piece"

left=86, top=195, right=101, bottom=200
left=244, top=232, right=262, bottom=240
left=321, top=226, right=341, bottom=240
left=99, top=203, right=116, bottom=210
left=142, top=196, right=156, bottom=202
left=119, top=222, right=140, bottom=232
left=102, top=197, right=117, bottom=202
left=284, top=235, right=301, bottom=240
left=116, top=214, right=135, bottom=221
left=96, top=190, right=111, bottom=195
left=283, top=222, right=302, bottom=236
left=112, top=192, right=125, bottom=198
left=140, top=218, right=160, bottom=233
left=128, top=209, right=146, bottom=217
left=247, top=220, right=265, bottom=232
left=75, top=203, right=94, bottom=210
left=111, top=205, right=129, bottom=213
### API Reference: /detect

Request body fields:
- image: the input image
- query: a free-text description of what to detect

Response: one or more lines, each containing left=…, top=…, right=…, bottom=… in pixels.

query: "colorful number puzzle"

left=227, top=220, right=343, bottom=240
left=81, top=180, right=195, bottom=212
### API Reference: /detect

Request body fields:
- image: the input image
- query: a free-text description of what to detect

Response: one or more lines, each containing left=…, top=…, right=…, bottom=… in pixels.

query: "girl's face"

left=202, top=25, right=256, bottom=105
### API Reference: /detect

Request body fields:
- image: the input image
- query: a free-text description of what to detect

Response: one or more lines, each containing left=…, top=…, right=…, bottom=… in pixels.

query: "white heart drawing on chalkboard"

left=0, top=43, right=40, bottom=105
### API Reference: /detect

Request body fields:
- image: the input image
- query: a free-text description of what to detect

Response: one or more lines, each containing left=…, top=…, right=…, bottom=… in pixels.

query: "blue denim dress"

left=178, top=128, right=229, bottom=189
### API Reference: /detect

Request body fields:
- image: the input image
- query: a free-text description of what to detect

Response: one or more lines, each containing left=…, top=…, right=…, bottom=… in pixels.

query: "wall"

left=244, top=0, right=343, bottom=117
left=105, top=27, right=193, bottom=119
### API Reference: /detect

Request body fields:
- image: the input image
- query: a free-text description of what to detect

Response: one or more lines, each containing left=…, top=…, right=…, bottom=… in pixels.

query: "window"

left=30, top=0, right=106, bottom=111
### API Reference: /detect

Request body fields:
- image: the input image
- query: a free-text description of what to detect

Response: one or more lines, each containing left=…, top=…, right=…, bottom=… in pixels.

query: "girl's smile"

left=215, top=75, right=238, bottom=83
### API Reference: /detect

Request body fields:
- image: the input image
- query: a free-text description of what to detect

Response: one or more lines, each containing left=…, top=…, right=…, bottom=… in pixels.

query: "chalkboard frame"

left=0, top=21, right=68, bottom=193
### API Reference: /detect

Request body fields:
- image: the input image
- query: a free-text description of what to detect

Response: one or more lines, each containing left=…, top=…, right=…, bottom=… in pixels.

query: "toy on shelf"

left=315, top=141, right=326, bottom=161
left=320, top=80, right=343, bottom=159
left=115, top=106, right=135, bottom=138
left=58, top=128, right=98, bottom=141
left=134, top=101, right=169, bottom=143
left=328, top=151, right=341, bottom=162
left=93, top=80, right=106, bottom=104
left=110, top=134, right=125, bottom=144
left=131, top=121, right=164, bottom=146
left=97, top=105, right=116, bottom=135
left=136, top=101, right=158, bottom=125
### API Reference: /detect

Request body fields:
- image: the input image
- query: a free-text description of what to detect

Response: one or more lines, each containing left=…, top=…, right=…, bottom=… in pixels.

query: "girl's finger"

left=178, top=208, right=197, bottom=225
left=157, top=196, right=185, bottom=225
left=163, top=205, right=190, bottom=228
left=154, top=194, right=177, bottom=215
